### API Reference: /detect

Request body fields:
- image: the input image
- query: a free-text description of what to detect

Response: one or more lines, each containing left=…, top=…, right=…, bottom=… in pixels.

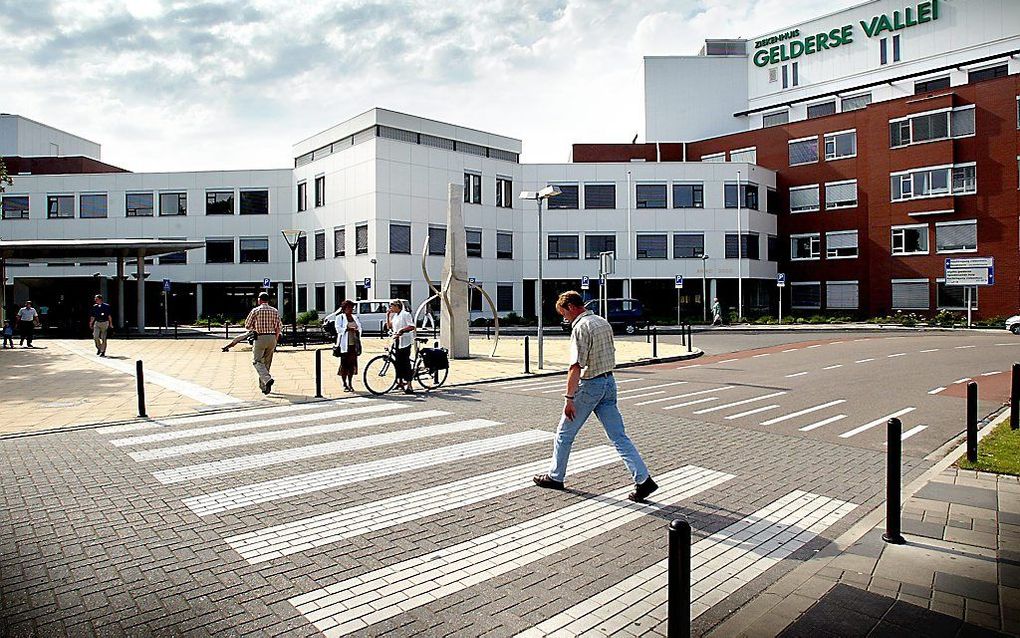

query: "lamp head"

left=281, top=229, right=305, bottom=248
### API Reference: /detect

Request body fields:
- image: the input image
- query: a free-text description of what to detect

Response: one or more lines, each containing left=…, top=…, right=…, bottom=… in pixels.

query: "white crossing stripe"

left=823, top=364, right=843, bottom=370
left=782, top=348, right=798, bottom=353
left=920, top=348, right=940, bottom=353
left=636, top=386, right=735, bottom=406
left=148, top=399, right=365, bottom=428
left=675, top=364, right=702, bottom=369
left=129, top=406, right=418, bottom=461
left=717, top=358, right=739, bottom=364
left=619, top=391, right=666, bottom=401
left=855, top=358, right=874, bottom=363
left=981, top=371, right=1002, bottom=377
left=831, top=341, right=844, bottom=344
left=287, top=465, right=735, bottom=637
left=752, top=353, right=771, bottom=358
left=618, top=381, right=688, bottom=394
left=184, top=430, right=554, bottom=516
left=664, top=397, right=718, bottom=409
left=724, top=404, right=780, bottom=420
left=227, top=446, right=621, bottom=564
left=798, top=414, right=847, bottom=432
left=111, top=401, right=393, bottom=447
left=885, top=425, right=928, bottom=443
left=760, top=400, right=846, bottom=426
left=692, top=392, right=787, bottom=415
left=955, top=345, right=976, bottom=349
left=806, top=344, right=822, bottom=349
left=515, top=490, right=857, bottom=637
left=499, top=377, right=562, bottom=387
left=888, top=353, right=906, bottom=358
left=515, top=380, right=569, bottom=391
left=928, top=387, right=946, bottom=395
left=785, top=371, right=809, bottom=378
left=954, top=378, right=972, bottom=384
left=153, top=414, right=479, bottom=484
left=839, top=407, right=916, bottom=439
left=539, top=379, right=638, bottom=393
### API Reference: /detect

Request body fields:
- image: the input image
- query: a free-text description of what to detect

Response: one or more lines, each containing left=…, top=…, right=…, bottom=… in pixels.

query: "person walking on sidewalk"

left=89, top=294, right=112, bottom=357
left=243, top=292, right=282, bottom=394
left=387, top=300, right=417, bottom=394
left=2, top=320, right=13, bottom=348
left=335, top=300, right=362, bottom=392
left=711, top=297, right=722, bottom=326
left=15, top=301, right=39, bottom=348
left=533, top=290, right=658, bottom=503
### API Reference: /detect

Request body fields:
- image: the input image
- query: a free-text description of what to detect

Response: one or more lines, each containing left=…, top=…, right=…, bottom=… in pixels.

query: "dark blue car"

left=561, top=298, right=647, bottom=334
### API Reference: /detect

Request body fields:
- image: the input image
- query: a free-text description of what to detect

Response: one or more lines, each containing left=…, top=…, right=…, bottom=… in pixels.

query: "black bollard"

left=524, top=336, right=530, bottom=374
left=967, top=382, right=978, bottom=462
left=668, top=519, right=691, bottom=638
left=315, top=349, right=323, bottom=398
left=303, top=325, right=308, bottom=351
left=136, top=360, right=148, bottom=418
left=1012, top=363, right=1019, bottom=431
left=882, top=417, right=905, bottom=544
left=647, top=325, right=651, bottom=344
left=687, top=324, right=692, bottom=353
left=487, top=322, right=491, bottom=340
left=653, top=327, right=658, bottom=358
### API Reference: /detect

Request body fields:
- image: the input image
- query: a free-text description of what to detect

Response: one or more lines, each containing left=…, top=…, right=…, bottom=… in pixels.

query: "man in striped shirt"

left=243, top=292, right=282, bottom=394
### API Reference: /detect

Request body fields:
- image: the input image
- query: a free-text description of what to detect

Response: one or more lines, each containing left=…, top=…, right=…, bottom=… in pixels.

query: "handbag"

left=351, top=332, right=363, bottom=356
left=332, top=345, right=343, bottom=358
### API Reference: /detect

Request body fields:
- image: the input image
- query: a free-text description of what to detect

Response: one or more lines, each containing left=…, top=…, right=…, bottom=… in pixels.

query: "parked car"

left=321, top=299, right=411, bottom=338
left=561, top=298, right=647, bottom=334
left=1006, top=315, right=1020, bottom=334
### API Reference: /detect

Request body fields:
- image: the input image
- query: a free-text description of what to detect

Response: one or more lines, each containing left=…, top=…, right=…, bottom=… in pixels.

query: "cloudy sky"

left=3, top=0, right=859, bottom=172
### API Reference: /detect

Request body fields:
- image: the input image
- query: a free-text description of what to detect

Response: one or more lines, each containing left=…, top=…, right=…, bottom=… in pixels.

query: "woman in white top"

left=335, top=300, right=362, bottom=392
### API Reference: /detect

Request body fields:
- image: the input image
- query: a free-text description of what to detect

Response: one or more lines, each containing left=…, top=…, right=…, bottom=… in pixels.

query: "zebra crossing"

left=95, top=396, right=861, bottom=636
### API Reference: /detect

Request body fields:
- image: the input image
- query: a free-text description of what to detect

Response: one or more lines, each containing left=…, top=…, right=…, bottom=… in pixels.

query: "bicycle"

left=362, top=336, right=449, bottom=395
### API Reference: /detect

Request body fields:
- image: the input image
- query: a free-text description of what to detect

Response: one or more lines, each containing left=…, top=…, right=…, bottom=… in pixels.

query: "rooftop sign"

left=752, top=0, right=940, bottom=67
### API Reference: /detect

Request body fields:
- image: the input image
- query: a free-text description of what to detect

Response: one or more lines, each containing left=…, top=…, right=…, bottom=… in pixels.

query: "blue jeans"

left=548, top=374, right=650, bottom=484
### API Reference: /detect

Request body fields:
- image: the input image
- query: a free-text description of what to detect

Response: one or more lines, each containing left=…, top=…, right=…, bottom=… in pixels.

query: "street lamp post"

left=281, top=229, right=305, bottom=342
left=370, top=258, right=378, bottom=296
left=700, top=253, right=709, bottom=323
left=736, top=170, right=743, bottom=323
left=520, top=185, right=562, bottom=370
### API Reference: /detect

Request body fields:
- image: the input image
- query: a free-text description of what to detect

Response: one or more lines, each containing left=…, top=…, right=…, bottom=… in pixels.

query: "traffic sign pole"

left=675, top=275, right=683, bottom=327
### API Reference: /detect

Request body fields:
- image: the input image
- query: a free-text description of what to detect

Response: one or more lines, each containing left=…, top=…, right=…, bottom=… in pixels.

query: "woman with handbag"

left=334, top=300, right=362, bottom=392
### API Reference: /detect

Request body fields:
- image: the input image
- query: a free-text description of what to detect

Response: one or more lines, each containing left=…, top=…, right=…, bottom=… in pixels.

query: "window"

left=333, top=284, right=346, bottom=308
left=826, top=281, right=859, bottom=309
left=891, top=164, right=976, bottom=201
left=700, top=152, right=726, bottom=163
left=463, top=173, right=481, bottom=204
left=766, top=188, right=779, bottom=214
left=969, top=63, right=1008, bottom=84
left=935, top=220, right=977, bottom=253
left=240, top=190, right=269, bottom=215
left=724, top=183, right=758, bottom=209
left=789, top=185, right=820, bottom=213
left=635, top=184, right=667, bottom=209
left=915, top=77, right=950, bottom=94
left=767, top=235, right=779, bottom=261
left=788, top=137, right=818, bottom=166
left=205, top=238, right=234, bottom=264
left=297, top=181, right=307, bottom=212
left=892, top=34, right=901, bottom=62
left=314, top=175, right=325, bottom=207
left=825, top=180, right=858, bottom=209
left=791, top=282, right=821, bottom=309
left=729, top=147, right=756, bottom=163
left=314, top=230, right=326, bottom=260
left=159, top=239, right=187, bottom=265
left=314, top=285, right=326, bottom=312
left=791, top=234, right=820, bottom=260
left=824, top=130, right=856, bottom=160
left=548, top=235, right=579, bottom=259
left=673, top=234, right=704, bottom=259
left=952, top=164, right=977, bottom=193
left=726, top=233, right=759, bottom=260
left=892, top=280, right=929, bottom=309
left=807, top=101, right=836, bottom=119
left=547, top=184, right=579, bottom=209
left=206, top=191, right=234, bottom=215
left=159, top=192, right=187, bottom=216
left=890, top=107, right=973, bottom=147
left=825, top=230, right=859, bottom=259
left=636, top=234, right=667, bottom=259
left=239, top=237, right=269, bottom=263
left=47, top=195, right=74, bottom=219
left=782, top=63, right=789, bottom=89
left=951, top=107, right=976, bottom=137
left=2, top=196, right=29, bottom=219
left=298, top=285, right=308, bottom=312
left=388, top=224, right=411, bottom=254
left=495, top=177, right=512, bottom=209
left=428, top=225, right=446, bottom=255
left=497, top=284, right=514, bottom=312
left=390, top=283, right=411, bottom=303
left=496, top=232, right=513, bottom=259
left=334, top=227, right=345, bottom=257
left=297, top=235, right=307, bottom=262
left=937, top=282, right=977, bottom=309
left=672, top=183, right=704, bottom=208
left=355, top=224, right=368, bottom=255
left=126, top=193, right=153, bottom=217
left=763, top=111, right=789, bottom=128
left=466, top=229, right=482, bottom=257
left=891, top=224, right=929, bottom=255
left=79, top=194, right=107, bottom=219
left=841, top=93, right=872, bottom=112
left=792, top=61, right=799, bottom=86
left=584, top=184, right=616, bottom=209
left=469, top=287, right=484, bottom=312
left=880, top=37, right=888, bottom=65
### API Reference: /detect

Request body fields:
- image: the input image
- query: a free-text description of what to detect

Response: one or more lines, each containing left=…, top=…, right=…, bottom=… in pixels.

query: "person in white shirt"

left=15, top=301, right=39, bottom=348
left=387, top=300, right=416, bottom=394
left=334, top=300, right=362, bottom=392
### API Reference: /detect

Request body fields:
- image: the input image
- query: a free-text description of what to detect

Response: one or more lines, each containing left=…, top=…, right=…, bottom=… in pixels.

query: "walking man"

left=90, top=294, right=112, bottom=356
left=533, top=291, right=658, bottom=502
left=243, top=292, right=282, bottom=394
left=15, top=300, right=39, bottom=348
left=388, top=300, right=416, bottom=394
left=711, top=297, right=722, bottom=326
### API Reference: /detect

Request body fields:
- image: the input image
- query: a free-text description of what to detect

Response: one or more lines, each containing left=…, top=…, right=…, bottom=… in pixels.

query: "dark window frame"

left=635, top=183, right=667, bottom=209
left=466, top=229, right=483, bottom=258
left=389, top=223, right=412, bottom=255
left=547, top=235, right=579, bottom=260
left=239, top=189, right=269, bottom=215
left=672, top=183, right=704, bottom=209
left=297, top=181, right=307, bottom=212
left=47, top=194, right=74, bottom=219
left=79, top=193, right=108, bottom=219
left=333, top=227, right=345, bottom=257
left=314, top=231, right=326, bottom=260
left=1, top=195, right=30, bottom=220
left=355, top=224, right=369, bottom=255
left=314, top=175, right=325, bottom=207
left=126, top=193, right=153, bottom=217
left=206, top=190, right=234, bottom=215
left=239, top=237, right=270, bottom=263
left=496, top=231, right=513, bottom=259
left=584, top=184, right=616, bottom=209
left=584, top=235, right=616, bottom=260
left=547, top=184, right=579, bottom=210
left=205, top=238, right=234, bottom=264
left=159, top=192, right=187, bottom=217
left=636, top=234, right=668, bottom=259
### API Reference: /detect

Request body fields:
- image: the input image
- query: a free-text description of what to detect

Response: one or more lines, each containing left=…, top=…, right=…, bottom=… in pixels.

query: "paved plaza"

left=0, top=329, right=1017, bottom=636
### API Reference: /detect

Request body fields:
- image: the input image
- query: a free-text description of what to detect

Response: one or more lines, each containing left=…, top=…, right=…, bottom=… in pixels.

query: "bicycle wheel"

left=415, top=360, right=449, bottom=390
left=363, top=355, right=398, bottom=395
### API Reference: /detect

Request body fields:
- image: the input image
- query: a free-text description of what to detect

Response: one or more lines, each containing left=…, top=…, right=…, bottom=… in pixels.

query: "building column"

left=277, top=281, right=285, bottom=309
left=136, top=250, right=145, bottom=334
left=195, top=283, right=204, bottom=319
left=116, top=256, right=125, bottom=330
left=710, top=278, right=718, bottom=305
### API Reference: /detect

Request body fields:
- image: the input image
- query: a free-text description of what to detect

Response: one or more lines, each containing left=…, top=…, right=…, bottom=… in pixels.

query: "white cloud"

left=0, top=0, right=858, bottom=172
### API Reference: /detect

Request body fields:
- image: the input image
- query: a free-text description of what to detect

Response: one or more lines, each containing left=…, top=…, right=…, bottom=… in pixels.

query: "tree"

left=0, top=156, right=11, bottom=191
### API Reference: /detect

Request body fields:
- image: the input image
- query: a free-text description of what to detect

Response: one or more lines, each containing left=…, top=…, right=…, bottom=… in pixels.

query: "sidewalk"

left=711, top=412, right=1019, bottom=638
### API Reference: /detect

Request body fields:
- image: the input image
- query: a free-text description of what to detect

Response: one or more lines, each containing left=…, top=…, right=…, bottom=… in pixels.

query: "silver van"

left=321, top=299, right=412, bottom=338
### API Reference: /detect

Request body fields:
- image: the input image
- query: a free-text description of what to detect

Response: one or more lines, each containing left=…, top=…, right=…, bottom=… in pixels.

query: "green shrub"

left=296, top=310, right=319, bottom=325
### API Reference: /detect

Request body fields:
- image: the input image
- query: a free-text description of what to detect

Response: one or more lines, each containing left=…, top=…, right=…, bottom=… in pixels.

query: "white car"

left=321, top=299, right=410, bottom=338
left=1006, top=315, right=1020, bottom=335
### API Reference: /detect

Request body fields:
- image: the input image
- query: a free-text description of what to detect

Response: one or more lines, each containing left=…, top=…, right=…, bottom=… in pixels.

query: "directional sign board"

left=675, top=275, right=683, bottom=289
left=162, top=278, right=171, bottom=293
left=777, top=273, right=786, bottom=288
left=262, top=278, right=272, bottom=289
left=364, top=277, right=371, bottom=289
left=945, top=257, right=994, bottom=286
left=581, top=276, right=590, bottom=290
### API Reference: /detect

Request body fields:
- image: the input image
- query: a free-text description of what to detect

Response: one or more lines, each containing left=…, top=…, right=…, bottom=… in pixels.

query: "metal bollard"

left=882, top=417, right=905, bottom=544
left=1011, top=363, right=1019, bottom=431
left=687, top=324, right=692, bottom=353
left=653, top=328, right=658, bottom=358
left=136, top=360, right=148, bottom=418
left=315, top=349, right=323, bottom=398
left=647, top=325, right=651, bottom=344
left=303, top=325, right=308, bottom=351
left=524, top=336, right=530, bottom=374
left=486, top=322, right=491, bottom=340
left=668, top=519, right=691, bottom=638
left=967, top=382, right=978, bottom=462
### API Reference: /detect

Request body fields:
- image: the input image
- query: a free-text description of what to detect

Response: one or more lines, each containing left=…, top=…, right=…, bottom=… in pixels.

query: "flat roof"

left=0, top=239, right=205, bottom=260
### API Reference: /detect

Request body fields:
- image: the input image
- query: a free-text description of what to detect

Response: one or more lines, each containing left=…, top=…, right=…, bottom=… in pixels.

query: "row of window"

left=890, top=106, right=975, bottom=148
left=545, top=182, right=777, bottom=212
left=545, top=233, right=779, bottom=261
left=788, top=220, right=978, bottom=261
left=790, top=180, right=858, bottom=212
left=790, top=231, right=859, bottom=261
left=0, top=190, right=270, bottom=220
left=790, top=279, right=979, bottom=311
left=788, top=130, right=857, bottom=166
left=295, top=282, right=518, bottom=315
left=891, top=163, right=976, bottom=202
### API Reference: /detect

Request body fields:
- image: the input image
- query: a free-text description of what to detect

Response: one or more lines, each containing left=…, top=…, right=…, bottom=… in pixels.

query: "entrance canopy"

left=0, top=238, right=204, bottom=260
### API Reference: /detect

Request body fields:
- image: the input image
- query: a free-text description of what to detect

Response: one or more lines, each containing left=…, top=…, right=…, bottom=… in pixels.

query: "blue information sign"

left=581, top=276, right=590, bottom=290
left=162, top=278, right=171, bottom=292
left=262, top=277, right=271, bottom=289
left=777, top=273, right=786, bottom=287
left=364, top=278, right=372, bottom=289
left=674, top=275, right=683, bottom=289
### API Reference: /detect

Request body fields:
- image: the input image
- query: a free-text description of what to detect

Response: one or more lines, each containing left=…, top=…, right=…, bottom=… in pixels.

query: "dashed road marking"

left=953, top=378, right=972, bottom=384
left=752, top=353, right=771, bottom=358
left=839, top=407, right=916, bottom=439
left=822, top=364, right=843, bottom=370
left=885, top=425, right=928, bottom=443
left=855, top=358, right=874, bottom=364
left=919, top=348, right=940, bottom=353
left=675, top=364, right=702, bottom=370
left=928, top=387, right=946, bottom=395
left=724, top=404, right=780, bottom=420
left=761, top=400, right=846, bottom=426
left=662, top=397, right=719, bottom=409
left=782, top=348, right=799, bottom=353
left=955, top=345, right=976, bottom=349
left=806, top=344, right=822, bottom=349
left=798, top=415, right=847, bottom=432
left=980, top=371, right=1002, bottom=377
left=539, top=379, right=638, bottom=394
left=887, top=353, right=906, bottom=358
left=785, top=371, right=809, bottom=378
left=617, top=381, right=689, bottom=394
left=692, top=392, right=787, bottom=415
left=717, top=358, right=739, bottom=364
left=618, top=391, right=666, bottom=401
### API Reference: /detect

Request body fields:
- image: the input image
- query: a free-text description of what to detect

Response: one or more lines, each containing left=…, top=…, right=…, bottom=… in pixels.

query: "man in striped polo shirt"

left=243, top=292, right=283, bottom=394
